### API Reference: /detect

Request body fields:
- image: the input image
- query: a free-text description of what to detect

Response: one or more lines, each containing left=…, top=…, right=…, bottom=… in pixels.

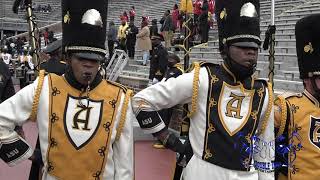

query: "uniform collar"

left=303, top=89, right=320, bottom=108
left=64, top=67, right=102, bottom=91
left=221, top=62, right=255, bottom=89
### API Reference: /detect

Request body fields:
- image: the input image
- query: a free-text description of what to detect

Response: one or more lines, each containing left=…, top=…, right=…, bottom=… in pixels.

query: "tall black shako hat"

left=215, top=0, right=261, bottom=52
left=295, top=14, right=320, bottom=79
left=62, top=0, right=107, bottom=61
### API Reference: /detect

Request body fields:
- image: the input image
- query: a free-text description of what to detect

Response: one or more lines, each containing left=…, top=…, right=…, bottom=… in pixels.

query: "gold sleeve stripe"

left=30, top=70, right=46, bottom=121
left=116, top=89, right=133, bottom=141
left=258, top=82, right=273, bottom=135
left=276, top=95, right=287, bottom=138
left=187, top=62, right=200, bottom=118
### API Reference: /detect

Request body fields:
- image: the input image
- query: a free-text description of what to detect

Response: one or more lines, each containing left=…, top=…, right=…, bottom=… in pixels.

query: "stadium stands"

left=2, top=0, right=320, bottom=93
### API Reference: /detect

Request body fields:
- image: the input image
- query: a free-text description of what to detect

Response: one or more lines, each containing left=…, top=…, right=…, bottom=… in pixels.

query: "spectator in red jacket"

left=172, top=4, right=180, bottom=31
left=120, top=11, right=129, bottom=22
left=129, top=6, right=136, bottom=22
left=193, top=0, right=202, bottom=24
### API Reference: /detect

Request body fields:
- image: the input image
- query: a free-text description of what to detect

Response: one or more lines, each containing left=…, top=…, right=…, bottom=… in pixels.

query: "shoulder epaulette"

left=186, top=61, right=218, bottom=73
left=199, top=61, right=220, bottom=68
left=116, top=89, right=133, bottom=141
left=187, top=62, right=200, bottom=118
left=274, top=91, right=301, bottom=138
left=107, top=80, right=129, bottom=93
left=30, top=70, right=46, bottom=122
left=59, top=61, right=66, bottom=64
left=257, top=82, right=273, bottom=135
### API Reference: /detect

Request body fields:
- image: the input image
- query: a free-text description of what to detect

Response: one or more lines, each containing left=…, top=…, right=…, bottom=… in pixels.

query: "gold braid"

left=29, top=70, right=45, bottom=121
left=276, top=95, right=288, bottom=138
left=257, top=82, right=273, bottom=135
left=187, top=62, right=200, bottom=118
left=116, top=89, right=133, bottom=141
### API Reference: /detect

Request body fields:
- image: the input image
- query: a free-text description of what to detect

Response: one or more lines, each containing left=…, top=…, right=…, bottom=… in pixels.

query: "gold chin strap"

left=30, top=70, right=46, bottom=121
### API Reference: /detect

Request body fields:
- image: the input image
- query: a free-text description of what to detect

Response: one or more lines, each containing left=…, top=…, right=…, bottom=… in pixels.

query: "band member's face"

left=69, top=55, right=99, bottom=85
left=229, top=45, right=258, bottom=68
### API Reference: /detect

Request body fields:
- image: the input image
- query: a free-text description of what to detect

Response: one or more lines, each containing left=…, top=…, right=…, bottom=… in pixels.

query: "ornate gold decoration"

left=65, top=46, right=107, bottom=55
left=209, top=98, right=217, bottom=107
left=304, top=42, right=314, bottom=54
left=188, top=62, right=200, bottom=118
left=208, top=123, right=216, bottom=133
left=257, top=82, right=273, bottom=135
left=245, top=134, right=251, bottom=143
left=227, top=35, right=261, bottom=42
left=30, top=70, right=46, bottom=121
left=257, top=87, right=264, bottom=97
left=251, top=110, right=258, bottom=121
left=220, top=8, right=227, bottom=20
left=64, top=11, right=71, bottom=24
left=116, top=90, right=133, bottom=140
left=211, top=75, right=219, bottom=84
left=204, top=149, right=213, bottom=159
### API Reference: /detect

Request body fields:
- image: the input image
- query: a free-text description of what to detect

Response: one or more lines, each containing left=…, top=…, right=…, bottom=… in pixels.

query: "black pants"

left=130, top=16, right=134, bottom=22
left=200, top=23, right=209, bottom=43
left=28, top=137, right=42, bottom=180
left=108, top=40, right=114, bottom=59
left=127, top=44, right=135, bottom=58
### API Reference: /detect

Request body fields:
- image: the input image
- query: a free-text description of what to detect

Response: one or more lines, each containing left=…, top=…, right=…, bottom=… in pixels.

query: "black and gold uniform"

left=275, top=14, right=320, bottom=180
left=132, top=0, right=275, bottom=179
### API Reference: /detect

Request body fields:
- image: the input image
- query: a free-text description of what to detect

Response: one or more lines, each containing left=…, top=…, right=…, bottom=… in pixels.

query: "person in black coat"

left=40, top=39, right=66, bottom=75
left=149, top=34, right=168, bottom=84
left=153, top=52, right=184, bottom=149
left=126, top=20, right=139, bottom=59
left=199, top=0, right=209, bottom=43
left=150, top=19, right=158, bottom=37
left=0, top=60, right=15, bottom=103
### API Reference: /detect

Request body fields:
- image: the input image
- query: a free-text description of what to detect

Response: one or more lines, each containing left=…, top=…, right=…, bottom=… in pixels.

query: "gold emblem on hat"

left=64, top=11, right=71, bottom=24
left=220, top=8, right=227, bottom=20
left=304, top=42, right=314, bottom=54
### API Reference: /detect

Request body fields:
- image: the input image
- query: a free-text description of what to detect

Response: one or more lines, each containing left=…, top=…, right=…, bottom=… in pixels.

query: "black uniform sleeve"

left=0, top=62, right=15, bottom=102
left=156, top=49, right=168, bottom=80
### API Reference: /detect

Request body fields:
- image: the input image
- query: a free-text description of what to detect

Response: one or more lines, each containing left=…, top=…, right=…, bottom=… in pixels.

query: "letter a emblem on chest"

left=310, top=116, right=320, bottom=150
left=218, top=82, right=255, bottom=136
left=64, top=95, right=103, bottom=150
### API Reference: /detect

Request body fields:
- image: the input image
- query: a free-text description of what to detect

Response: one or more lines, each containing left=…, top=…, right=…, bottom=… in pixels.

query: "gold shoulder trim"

left=107, top=80, right=128, bottom=93
left=185, top=61, right=205, bottom=73
left=29, top=70, right=46, bottom=121
left=257, top=82, right=273, bottom=135
left=281, top=91, right=302, bottom=99
left=59, top=61, right=66, bottom=64
left=115, top=89, right=133, bottom=141
left=275, top=95, right=288, bottom=138
left=187, top=62, right=200, bottom=118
